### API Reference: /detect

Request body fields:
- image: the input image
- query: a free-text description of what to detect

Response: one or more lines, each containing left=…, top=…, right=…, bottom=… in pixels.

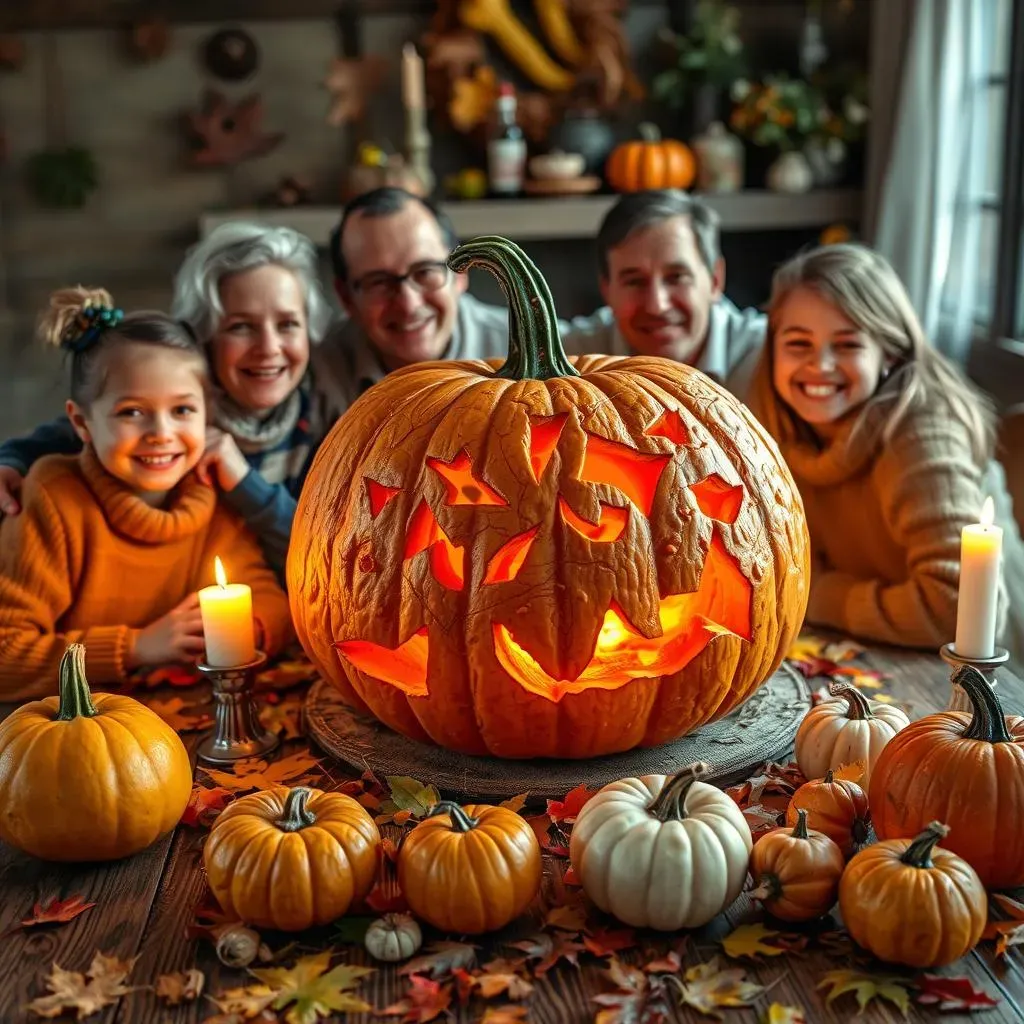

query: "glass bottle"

left=487, top=82, right=526, bottom=198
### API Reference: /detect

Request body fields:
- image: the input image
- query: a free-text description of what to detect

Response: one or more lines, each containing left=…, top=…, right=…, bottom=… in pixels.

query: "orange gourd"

left=749, top=808, right=844, bottom=922
left=605, top=123, right=696, bottom=192
left=868, top=664, right=1024, bottom=888
left=398, top=801, right=542, bottom=934
left=840, top=821, right=987, bottom=968
left=288, top=236, right=810, bottom=759
left=786, top=769, right=870, bottom=858
left=0, top=644, right=192, bottom=862
left=203, top=785, right=380, bottom=931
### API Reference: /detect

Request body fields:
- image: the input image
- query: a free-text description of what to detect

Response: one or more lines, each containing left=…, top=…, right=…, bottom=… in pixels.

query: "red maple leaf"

left=583, top=927, right=638, bottom=957
left=915, top=974, right=999, bottom=1011
left=546, top=783, right=599, bottom=825
left=788, top=656, right=841, bottom=679
left=365, top=877, right=409, bottom=914
left=563, top=866, right=581, bottom=886
left=382, top=974, right=452, bottom=1023
left=20, top=895, right=96, bottom=928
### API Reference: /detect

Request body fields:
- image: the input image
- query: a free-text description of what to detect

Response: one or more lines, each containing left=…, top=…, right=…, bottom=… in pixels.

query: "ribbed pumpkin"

left=288, top=235, right=809, bottom=758
left=605, top=123, right=696, bottom=192
left=749, top=808, right=844, bottom=922
left=203, top=785, right=380, bottom=931
left=869, top=664, right=1024, bottom=888
left=840, top=822, right=987, bottom=968
left=786, top=769, right=870, bottom=858
left=398, top=801, right=542, bottom=934
left=0, top=644, right=192, bottom=862
left=794, top=680, right=909, bottom=785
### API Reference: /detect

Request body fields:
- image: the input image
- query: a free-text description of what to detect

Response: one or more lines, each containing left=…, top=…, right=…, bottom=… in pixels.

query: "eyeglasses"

left=352, top=261, right=451, bottom=300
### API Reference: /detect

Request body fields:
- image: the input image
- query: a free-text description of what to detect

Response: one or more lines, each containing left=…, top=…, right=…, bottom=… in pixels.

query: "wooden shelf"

left=200, top=190, right=862, bottom=246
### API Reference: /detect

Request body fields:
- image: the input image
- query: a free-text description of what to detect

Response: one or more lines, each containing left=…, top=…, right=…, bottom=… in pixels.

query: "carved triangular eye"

left=484, top=526, right=541, bottom=584
left=578, top=431, right=671, bottom=517
left=365, top=478, right=400, bottom=518
left=691, top=474, right=744, bottom=524
left=527, top=413, right=568, bottom=483
left=404, top=500, right=464, bottom=591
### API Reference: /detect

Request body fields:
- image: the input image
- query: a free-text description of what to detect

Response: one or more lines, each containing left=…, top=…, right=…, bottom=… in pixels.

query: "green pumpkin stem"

left=55, top=643, right=98, bottom=721
left=953, top=664, right=1013, bottom=743
left=648, top=761, right=710, bottom=822
left=791, top=807, right=810, bottom=840
left=447, top=236, right=579, bottom=382
left=900, top=821, right=950, bottom=868
left=275, top=787, right=317, bottom=832
left=427, top=800, right=479, bottom=833
left=828, top=679, right=873, bottom=720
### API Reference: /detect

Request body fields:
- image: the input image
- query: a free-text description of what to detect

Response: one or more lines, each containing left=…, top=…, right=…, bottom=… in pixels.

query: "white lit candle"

left=402, top=42, right=425, bottom=110
left=954, top=497, right=1003, bottom=659
left=199, top=557, right=256, bottom=667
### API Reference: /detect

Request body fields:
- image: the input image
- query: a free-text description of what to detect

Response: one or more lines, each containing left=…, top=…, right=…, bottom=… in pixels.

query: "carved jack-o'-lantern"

left=288, top=237, right=809, bottom=759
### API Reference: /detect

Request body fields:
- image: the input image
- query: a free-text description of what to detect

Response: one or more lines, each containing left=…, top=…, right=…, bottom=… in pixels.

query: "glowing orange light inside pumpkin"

left=558, top=496, right=628, bottom=542
left=366, top=478, right=401, bottom=518
left=334, top=627, right=428, bottom=696
left=644, top=408, right=690, bottom=445
left=527, top=413, right=568, bottom=483
left=427, top=449, right=508, bottom=506
left=484, top=525, right=541, bottom=584
left=404, top=500, right=465, bottom=590
left=578, top=431, right=671, bottom=517
left=492, top=533, right=752, bottom=703
left=690, top=474, right=744, bottom=524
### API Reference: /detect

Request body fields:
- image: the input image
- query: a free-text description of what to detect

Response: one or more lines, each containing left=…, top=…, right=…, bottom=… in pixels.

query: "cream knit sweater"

left=751, top=386, right=1024, bottom=655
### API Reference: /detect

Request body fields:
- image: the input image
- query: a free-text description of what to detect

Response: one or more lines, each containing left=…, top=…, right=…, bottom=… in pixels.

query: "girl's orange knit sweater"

left=0, top=447, right=293, bottom=700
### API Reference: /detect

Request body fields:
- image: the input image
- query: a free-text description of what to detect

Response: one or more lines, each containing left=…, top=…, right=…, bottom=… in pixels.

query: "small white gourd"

left=364, top=913, right=423, bottom=962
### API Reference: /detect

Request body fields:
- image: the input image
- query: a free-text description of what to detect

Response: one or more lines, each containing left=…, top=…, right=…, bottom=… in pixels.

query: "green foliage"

left=26, top=146, right=99, bottom=208
left=653, top=0, right=748, bottom=109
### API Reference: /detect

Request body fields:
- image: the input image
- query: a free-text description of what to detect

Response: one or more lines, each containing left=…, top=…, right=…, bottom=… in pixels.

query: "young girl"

left=749, top=243, right=1024, bottom=660
left=0, top=287, right=293, bottom=700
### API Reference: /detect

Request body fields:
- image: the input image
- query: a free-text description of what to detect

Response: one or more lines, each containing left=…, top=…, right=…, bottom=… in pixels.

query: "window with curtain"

left=977, top=0, right=1024, bottom=349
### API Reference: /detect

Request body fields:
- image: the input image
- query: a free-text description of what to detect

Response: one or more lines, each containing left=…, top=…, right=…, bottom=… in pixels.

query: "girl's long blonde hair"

left=750, top=243, right=995, bottom=462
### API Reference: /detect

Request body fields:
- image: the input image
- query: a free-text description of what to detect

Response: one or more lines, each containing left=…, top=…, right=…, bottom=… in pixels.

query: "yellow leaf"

left=251, top=951, right=375, bottom=1024
left=832, top=760, right=866, bottom=786
left=817, top=969, right=911, bottom=1016
left=720, top=922, right=787, bottom=960
left=210, top=982, right=278, bottom=1016
left=786, top=634, right=828, bottom=662
left=201, top=751, right=320, bottom=793
left=26, top=951, right=137, bottom=1019
left=678, top=956, right=763, bottom=1017
left=499, top=792, right=530, bottom=814
left=763, top=1003, right=807, bottom=1023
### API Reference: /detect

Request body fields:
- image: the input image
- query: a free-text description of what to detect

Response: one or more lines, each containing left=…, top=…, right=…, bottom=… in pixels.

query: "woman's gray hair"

left=171, top=221, right=334, bottom=344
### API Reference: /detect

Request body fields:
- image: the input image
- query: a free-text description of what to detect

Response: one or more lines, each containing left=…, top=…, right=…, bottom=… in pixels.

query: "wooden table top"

left=1, top=641, right=1022, bottom=1024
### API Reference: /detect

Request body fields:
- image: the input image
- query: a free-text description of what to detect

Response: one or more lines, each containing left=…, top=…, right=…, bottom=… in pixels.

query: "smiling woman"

left=748, top=243, right=1024, bottom=661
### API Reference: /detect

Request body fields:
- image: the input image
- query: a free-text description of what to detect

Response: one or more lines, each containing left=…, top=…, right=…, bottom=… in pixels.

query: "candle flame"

left=981, top=496, right=995, bottom=527
left=214, top=556, right=227, bottom=588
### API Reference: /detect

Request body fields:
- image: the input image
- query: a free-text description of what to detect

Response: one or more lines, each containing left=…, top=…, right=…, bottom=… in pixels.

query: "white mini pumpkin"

left=795, top=681, right=909, bottom=785
left=569, top=761, right=752, bottom=930
left=364, top=913, right=423, bottom=962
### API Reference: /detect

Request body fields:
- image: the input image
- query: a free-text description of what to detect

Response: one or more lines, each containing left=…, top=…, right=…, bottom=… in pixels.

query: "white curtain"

left=871, top=0, right=999, bottom=363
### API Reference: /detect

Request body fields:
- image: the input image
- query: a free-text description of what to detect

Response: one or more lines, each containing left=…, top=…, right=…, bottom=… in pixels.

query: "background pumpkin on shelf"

left=0, top=644, right=191, bottom=863
left=288, top=235, right=810, bottom=760
left=605, top=123, right=696, bottom=193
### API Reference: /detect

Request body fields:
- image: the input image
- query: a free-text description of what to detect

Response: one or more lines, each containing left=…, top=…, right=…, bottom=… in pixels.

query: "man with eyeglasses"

left=561, top=190, right=765, bottom=398
left=313, top=188, right=509, bottom=409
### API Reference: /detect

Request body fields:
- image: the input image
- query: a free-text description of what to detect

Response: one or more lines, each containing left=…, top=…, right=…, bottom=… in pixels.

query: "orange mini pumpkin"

left=840, top=821, right=987, bottom=968
left=605, top=123, right=696, bottom=192
left=398, top=801, right=542, bottom=934
left=288, top=236, right=809, bottom=758
left=786, top=769, right=870, bottom=858
left=203, top=785, right=380, bottom=931
left=749, top=808, right=845, bottom=922
left=869, top=664, right=1024, bottom=888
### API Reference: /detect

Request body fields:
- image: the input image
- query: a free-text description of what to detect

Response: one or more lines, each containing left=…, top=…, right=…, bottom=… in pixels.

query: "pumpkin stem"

left=828, top=679, right=873, bottom=720
left=822, top=769, right=835, bottom=784
left=648, top=761, right=710, bottom=822
left=791, top=807, right=810, bottom=840
left=426, top=800, right=479, bottom=833
left=447, top=236, right=579, bottom=382
left=899, top=821, right=950, bottom=868
left=55, top=643, right=98, bottom=721
left=953, top=664, right=1013, bottom=743
left=638, top=121, right=662, bottom=143
left=275, top=787, right=317, bottom=832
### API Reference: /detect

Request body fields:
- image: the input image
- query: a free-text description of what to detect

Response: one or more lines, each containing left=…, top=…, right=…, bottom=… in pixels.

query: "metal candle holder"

left=196, top=651, right=279, bottom=765
left=939, top=642, right=1009, bottom=712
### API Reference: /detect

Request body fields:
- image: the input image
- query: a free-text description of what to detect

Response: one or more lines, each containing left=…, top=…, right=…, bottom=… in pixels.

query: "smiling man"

left=314, top=188, right=509, bottom=408
left=561, top=190, right=765, bottom=397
